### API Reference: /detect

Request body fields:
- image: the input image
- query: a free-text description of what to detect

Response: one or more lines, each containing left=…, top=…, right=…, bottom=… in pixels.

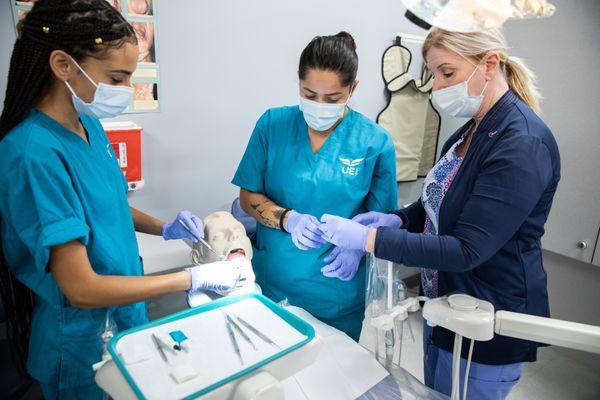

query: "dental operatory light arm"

left=401, top=0, right=556, bottom=32
left=239, top=189, right=288, bottom=230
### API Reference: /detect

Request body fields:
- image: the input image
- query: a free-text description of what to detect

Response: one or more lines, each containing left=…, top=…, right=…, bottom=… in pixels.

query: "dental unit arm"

left=423, top=293, right=600, bottom=400
left=364, top=256, right=600, bottom=400
left=423, top=293, right=600, bottom=356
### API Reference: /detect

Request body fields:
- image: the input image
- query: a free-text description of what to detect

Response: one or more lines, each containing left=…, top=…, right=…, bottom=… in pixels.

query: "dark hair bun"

left=298, top=31, right=359, bottom=86
left=335, top=31, right=357, bottom=51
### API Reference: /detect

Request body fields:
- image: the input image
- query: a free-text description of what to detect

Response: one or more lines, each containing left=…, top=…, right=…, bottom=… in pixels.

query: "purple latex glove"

left=162, top=210, right=204, bottom=242
left=319, top=214, right=371, bottom=251
left=285, top=210, right=326, bottom=250
left=321, top=247, right=364, bottom=281
left=352, top=211, right=402, bottom=228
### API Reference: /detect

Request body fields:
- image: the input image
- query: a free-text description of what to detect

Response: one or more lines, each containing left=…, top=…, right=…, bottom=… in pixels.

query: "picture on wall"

left=132, top=21, right=156, bottom=64
left=127, top=0, right=153, bottom=17
left=10, top=0, right=162, bottom=114
left=133, top=81, right=159, bottom=111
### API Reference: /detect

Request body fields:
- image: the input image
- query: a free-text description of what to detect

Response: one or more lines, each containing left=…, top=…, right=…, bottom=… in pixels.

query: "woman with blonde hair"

left=318, top=27, right=560, bottom=399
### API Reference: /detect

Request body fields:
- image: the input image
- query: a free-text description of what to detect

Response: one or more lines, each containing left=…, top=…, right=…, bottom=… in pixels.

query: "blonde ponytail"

left=503, top=56, right=540, bottom=113
left=423, top=28, right=541, bottom=113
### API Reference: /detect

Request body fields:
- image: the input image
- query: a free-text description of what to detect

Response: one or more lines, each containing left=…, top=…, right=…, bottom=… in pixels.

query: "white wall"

left=0, top=0, right=436, bottom=220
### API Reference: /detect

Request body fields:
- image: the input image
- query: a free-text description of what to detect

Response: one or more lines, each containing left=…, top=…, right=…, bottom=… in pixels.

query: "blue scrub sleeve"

left=364, top=135, right=398, bottom=212
left=8, top=151, right=89, bottom=272
left=375, top=133, right=553, bottom=272
left=231, top=111, right=269, bottom=194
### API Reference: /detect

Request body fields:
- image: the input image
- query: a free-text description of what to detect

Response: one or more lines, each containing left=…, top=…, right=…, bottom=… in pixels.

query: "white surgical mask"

left=299, top=91, right=352, bottom=131
left=431, top=64, right=488, bottom=118
left=65, top=56, right=133, bottom=119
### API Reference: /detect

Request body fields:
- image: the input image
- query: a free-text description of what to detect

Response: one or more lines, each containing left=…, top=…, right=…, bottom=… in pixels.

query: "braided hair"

left=0, top=0, right=136, bottom=138
left=0, top=0, right=136, bottom=374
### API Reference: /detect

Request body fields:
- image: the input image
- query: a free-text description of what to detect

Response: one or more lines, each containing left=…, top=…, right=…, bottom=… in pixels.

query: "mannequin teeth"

left=226, top=248, right=246, bottom=260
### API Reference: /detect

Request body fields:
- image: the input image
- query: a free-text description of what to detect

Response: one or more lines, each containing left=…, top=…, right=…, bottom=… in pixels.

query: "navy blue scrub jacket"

left=376, top=90, right=561, bottom=365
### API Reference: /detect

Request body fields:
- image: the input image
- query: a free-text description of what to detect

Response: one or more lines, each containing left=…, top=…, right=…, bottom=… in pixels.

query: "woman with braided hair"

left=0, top=1, right=251, bottom=398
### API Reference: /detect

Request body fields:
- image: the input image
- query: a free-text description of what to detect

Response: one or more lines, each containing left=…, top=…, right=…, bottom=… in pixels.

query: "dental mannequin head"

left=191, top=211, right=253, bottom=264
left=188, top=211, right=257, bottom=307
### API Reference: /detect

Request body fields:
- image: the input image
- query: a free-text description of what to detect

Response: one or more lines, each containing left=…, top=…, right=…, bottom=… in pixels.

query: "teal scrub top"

left=0, top=109, right=147, bottom=388
left=232, top=106, right=397, bottom=326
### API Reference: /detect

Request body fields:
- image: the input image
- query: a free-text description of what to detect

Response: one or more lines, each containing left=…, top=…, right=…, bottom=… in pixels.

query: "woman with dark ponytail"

left=232, top=32, right=397, bottom=340
left=0, top=1, right=251, bottom=398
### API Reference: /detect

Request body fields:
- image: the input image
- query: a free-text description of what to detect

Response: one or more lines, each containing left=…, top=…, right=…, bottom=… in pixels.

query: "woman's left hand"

left=321, top=247, right=364, bottom=281
left=319, top=214, right=370, bottom=251
left=162, top=210, right=204, bottom=242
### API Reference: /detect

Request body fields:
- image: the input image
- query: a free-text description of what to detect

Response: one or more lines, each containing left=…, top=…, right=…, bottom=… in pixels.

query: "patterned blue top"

left=421, top=135, right=465, bottom=298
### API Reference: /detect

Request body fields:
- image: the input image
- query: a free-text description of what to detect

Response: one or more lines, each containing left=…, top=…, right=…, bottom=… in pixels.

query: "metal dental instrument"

left=151, top=333, right=168, bottom=363
left=231, top=313, right=280, bottom=349
left=225, top=313, right=257, bottom=351
left=224, top=314, right=244, bottom=365
left=177, top=219, right=226, bottom=261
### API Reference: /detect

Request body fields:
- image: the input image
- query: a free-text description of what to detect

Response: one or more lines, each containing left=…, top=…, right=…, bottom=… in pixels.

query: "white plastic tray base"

left=114, top=298, right=308, bottom=400
left=281, top=307, right=389, bottom=400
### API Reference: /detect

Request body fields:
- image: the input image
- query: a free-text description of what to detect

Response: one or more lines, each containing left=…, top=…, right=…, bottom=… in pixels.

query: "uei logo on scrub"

left=339, top=157, right=364, bottom=176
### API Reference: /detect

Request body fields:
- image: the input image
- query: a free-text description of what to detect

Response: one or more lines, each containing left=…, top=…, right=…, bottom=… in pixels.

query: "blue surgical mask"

left=431, top=64, right=488, bottom=118
left=299, top=93, right=351, bottom=131
left=65, top=56, right=133, bottom=119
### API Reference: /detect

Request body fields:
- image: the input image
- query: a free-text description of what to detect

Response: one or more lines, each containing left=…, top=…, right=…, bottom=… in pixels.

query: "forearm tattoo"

left=273, top=208, right=284, bottom=220
left=250, top=198, right=285, bottom=229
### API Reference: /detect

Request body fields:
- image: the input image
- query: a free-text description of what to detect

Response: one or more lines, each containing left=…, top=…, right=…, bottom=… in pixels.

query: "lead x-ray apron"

left=377, top=36, right=441, bottom=182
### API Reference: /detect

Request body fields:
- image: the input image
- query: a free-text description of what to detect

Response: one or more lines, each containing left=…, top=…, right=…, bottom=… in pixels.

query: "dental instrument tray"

left=107, top=293, right=315, bottom=400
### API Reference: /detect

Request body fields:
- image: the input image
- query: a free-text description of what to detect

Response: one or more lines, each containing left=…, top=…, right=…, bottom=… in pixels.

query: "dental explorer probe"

left=225, top=313, right=257, bottom=351
left=224, top=314, right=244, bottom=365
left=231, top=313, right=280, bottom=349
left=177, top=219, right=227, bottom=261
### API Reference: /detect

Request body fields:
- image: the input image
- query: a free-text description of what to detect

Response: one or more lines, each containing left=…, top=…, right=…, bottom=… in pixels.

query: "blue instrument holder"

left=108, top=293, right=315, bottom=400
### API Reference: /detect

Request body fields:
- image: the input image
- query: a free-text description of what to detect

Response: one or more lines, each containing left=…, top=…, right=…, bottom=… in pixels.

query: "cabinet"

left=593, top=231, right=600, bottom=267
left=504, top=1, right=600, bottom=265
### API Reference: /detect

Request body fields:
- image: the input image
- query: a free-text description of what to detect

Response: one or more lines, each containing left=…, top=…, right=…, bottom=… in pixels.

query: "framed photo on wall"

left=10, top=0, right=162, bottom=114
